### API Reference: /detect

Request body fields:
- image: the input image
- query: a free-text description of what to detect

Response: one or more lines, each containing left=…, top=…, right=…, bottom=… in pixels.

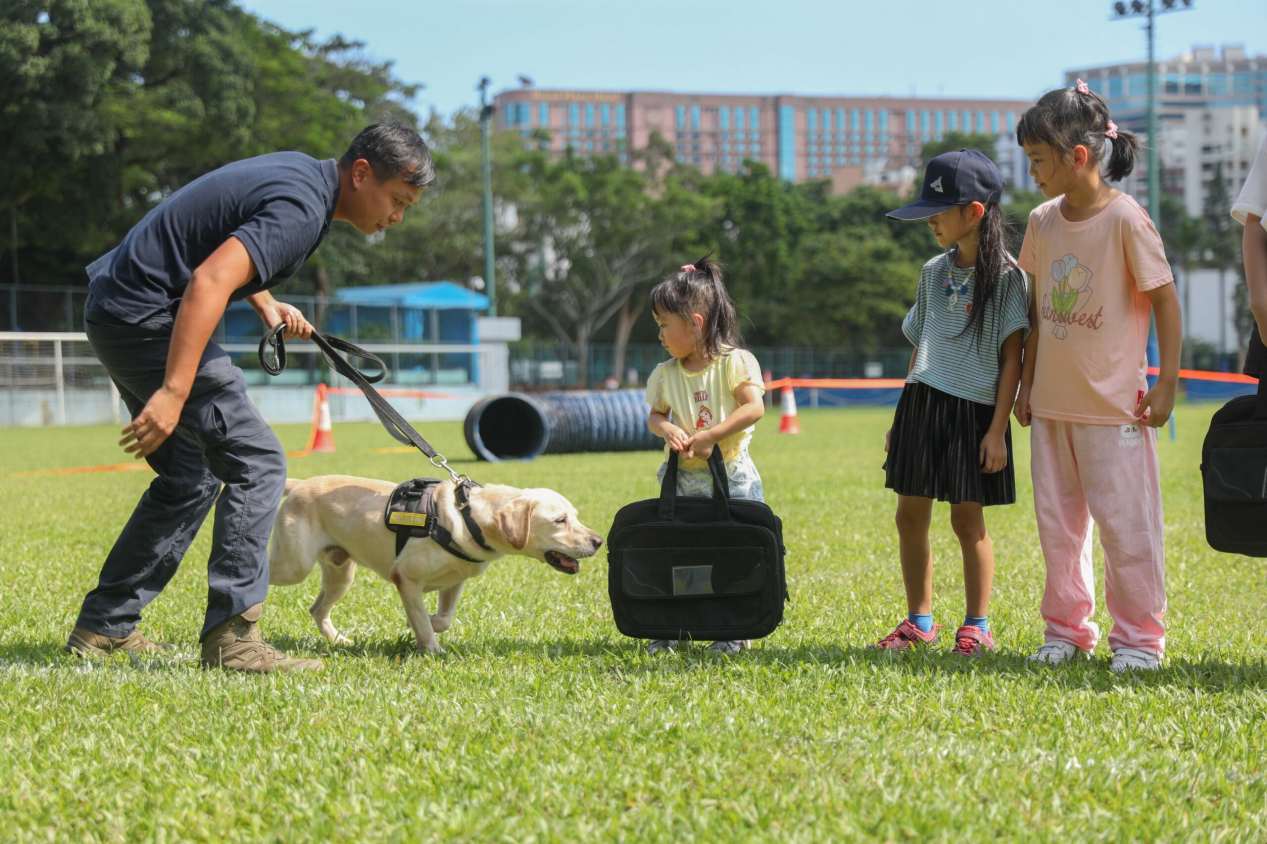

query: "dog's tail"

left=283, top=478, right=303, bottom=497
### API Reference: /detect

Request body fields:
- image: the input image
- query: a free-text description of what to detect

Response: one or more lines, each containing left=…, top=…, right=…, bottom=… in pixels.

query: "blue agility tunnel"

left=464, top=390, right=661, bottom=462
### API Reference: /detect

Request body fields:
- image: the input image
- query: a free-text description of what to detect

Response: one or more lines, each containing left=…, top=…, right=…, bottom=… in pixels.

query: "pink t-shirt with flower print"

left=1018, top=193, right=1173, bottom=425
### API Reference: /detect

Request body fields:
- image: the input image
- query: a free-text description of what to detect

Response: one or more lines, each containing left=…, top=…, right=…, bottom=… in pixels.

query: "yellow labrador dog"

left=268, top=475, right=603, bottom=653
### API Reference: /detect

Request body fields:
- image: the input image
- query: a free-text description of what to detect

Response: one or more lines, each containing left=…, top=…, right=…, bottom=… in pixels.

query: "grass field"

left=1, top=403, right=1265, bottom=841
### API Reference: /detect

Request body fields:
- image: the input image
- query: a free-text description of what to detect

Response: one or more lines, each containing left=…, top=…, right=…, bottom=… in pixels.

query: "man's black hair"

left=340, top=123, right=436, bottom=189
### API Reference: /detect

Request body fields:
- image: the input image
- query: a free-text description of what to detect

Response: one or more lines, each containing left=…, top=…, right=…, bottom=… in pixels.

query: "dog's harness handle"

left=260, top=323, right=467, bottom=484
left=384, top=477, right=492, bottom=563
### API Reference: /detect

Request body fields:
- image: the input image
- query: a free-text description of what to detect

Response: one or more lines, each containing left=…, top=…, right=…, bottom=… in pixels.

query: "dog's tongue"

left=548, top=551, right=580, bottom=574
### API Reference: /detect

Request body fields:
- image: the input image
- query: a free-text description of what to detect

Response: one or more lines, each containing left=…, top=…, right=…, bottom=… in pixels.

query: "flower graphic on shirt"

left=1045, top=253, right=1095, bottom=340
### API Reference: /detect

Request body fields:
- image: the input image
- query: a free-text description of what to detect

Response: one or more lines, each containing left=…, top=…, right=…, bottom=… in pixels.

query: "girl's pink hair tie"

left=1075, top=79, right=1091, bottom=95
left=680, top=264, right=696, bottom=272
left=1105, top=119, right=1119, bottom=139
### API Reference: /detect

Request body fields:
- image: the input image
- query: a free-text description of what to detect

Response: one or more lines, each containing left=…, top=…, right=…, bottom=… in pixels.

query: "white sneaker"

left=1111, top=647, right=1161, bottom=673
left=1027, top=640, right=1090, bottom=665
left=646, top=639, right=679, bottom=654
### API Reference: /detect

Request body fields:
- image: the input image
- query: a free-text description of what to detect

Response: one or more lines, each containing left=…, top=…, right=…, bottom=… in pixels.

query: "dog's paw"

left=429, top=614, right=452, bottom=633
left=334, top=633, right=352, bottom=646
left=417, top=640, right=446, bottom=655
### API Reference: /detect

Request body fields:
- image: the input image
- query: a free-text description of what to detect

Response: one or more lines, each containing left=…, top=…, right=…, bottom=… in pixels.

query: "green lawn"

left=1, top=405, right=1264, bottom=841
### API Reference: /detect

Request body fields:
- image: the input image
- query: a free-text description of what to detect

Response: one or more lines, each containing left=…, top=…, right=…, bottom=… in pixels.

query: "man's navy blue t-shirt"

left=87, top=152, right=340, bottom=323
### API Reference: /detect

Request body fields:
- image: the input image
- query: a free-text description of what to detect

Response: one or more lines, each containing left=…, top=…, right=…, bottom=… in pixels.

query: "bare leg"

left=309, top=549, right=357, bottom=645
left=430, top=582, right=464, bottom=634
left=950, top=502, right=993, bottom=619
left=895, top=495, right=934, bottom=614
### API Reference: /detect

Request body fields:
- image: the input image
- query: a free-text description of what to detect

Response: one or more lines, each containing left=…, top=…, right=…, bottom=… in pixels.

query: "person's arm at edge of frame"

left=1013, top=274, right=1038, bottom=428
left=1244, top=214, right=1267, bottom=343
left=981, top=330, right=1023, bottom=473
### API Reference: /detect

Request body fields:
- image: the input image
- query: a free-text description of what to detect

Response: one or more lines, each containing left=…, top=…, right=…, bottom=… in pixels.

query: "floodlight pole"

left=1110, top=0, right=1193, bottom=220
left=1146, top=1, right=1159, bottom=222
left=478, top=77, right=497, bottom=317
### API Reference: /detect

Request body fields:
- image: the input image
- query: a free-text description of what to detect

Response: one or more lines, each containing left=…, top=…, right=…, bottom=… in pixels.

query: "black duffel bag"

left=607, top=449, right=787, bottom=641
left=1202, top=372, right=1267, bottom=557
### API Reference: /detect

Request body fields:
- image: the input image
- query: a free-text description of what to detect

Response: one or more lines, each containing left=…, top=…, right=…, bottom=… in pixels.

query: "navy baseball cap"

left=886, top=149, right=1005, bottom=220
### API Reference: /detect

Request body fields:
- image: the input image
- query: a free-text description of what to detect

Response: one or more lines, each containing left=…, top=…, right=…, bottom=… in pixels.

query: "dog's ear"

left=494, top=498, right=535, bottom=551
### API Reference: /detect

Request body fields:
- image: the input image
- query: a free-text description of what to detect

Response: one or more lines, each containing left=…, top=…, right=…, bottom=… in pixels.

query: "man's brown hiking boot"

left=200, top=603, right=323, bottom=674
left=65, top=627, right=175, bottom=657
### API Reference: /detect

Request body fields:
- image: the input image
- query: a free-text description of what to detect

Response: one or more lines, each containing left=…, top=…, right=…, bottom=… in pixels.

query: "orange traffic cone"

left=309, top=383, right=336, bottom=453
left=778, top=385, right=801, bottom=434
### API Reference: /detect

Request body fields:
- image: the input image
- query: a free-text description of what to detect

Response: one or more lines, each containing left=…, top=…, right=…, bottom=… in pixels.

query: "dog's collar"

left=452, top=480, right=493, bottom=554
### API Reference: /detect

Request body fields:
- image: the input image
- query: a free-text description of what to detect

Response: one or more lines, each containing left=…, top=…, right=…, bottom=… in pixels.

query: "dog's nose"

left=591, top=534, right=603, bottom=550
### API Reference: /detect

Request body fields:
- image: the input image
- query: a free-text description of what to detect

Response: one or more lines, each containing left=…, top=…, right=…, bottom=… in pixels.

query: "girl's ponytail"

left=649, top=253, right=743, bottom=360
left=961, top=203, right=1012, bottom=348
left=695, top=255, right=741, bottom=356
left=1017, top=83, right=1137, bottom=183
left=1105, top=126, right=1140, bottom=182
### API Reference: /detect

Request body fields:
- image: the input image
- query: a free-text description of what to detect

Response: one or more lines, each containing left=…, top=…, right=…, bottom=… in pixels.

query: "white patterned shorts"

left=656, top=445, right=765, bottom=502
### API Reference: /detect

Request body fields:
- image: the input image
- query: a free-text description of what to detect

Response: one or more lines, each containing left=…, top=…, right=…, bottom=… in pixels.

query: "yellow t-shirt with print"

left=644, top=348, right=765, bottom=469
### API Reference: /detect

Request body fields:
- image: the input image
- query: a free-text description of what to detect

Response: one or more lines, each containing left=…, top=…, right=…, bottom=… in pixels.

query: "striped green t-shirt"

left=901, top=252, right=1030, bottom=406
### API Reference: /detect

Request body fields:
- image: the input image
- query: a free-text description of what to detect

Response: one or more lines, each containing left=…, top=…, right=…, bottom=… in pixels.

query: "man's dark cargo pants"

left=76, top=295, right=286, bottom=641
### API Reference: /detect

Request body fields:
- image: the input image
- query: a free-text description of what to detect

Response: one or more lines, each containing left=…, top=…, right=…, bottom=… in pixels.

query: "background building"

left=495, top=87, right=1031, bottom=190
left=1066, top=44, right=1266, bottom=217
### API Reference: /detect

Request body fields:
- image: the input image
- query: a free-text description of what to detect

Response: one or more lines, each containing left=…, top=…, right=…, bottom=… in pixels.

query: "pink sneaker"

left=873, top=620, right=941, bottom=651
left=951, top=625, right=995, bottom=656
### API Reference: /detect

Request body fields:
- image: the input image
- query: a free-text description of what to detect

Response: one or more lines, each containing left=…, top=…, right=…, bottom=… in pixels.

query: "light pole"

left=1110, top=0, right=1193, bottom=221
left=478, top=76, right=497, bottom=317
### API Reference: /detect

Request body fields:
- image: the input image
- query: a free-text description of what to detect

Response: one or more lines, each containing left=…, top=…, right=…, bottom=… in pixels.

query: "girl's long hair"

left=959, top=202, right=1015, bottom=348
left=649, top=254, right=741, bottom=360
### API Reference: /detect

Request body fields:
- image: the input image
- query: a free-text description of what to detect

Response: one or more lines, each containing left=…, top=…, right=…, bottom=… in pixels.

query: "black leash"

left=259, top=323, right=471, bottom=486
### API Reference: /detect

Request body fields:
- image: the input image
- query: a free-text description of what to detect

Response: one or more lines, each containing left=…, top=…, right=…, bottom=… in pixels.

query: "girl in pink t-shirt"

left=1014, top=81, right=1183, bottom=673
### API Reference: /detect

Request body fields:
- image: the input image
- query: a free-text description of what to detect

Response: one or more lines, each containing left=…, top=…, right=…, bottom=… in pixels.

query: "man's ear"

left=351, top=158, right=373, bottom=188
left=494, top=498, right=535, bottom=551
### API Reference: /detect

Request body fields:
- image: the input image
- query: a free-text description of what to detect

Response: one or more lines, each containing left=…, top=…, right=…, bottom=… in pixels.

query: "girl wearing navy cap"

left=874, top=149, right=1030, bottom=656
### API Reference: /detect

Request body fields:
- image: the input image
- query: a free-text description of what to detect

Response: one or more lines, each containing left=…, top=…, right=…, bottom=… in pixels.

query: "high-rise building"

left=1065, top=45, right=1266, bottom=216
left=494, top=88, right=1031, bottom=188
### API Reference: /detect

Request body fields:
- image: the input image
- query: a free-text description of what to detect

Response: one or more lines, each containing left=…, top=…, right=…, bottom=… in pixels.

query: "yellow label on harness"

left=389, top=512, right=429, bottom=527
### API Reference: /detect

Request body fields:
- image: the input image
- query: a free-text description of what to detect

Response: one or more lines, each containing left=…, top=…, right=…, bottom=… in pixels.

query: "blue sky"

left=241, top=0, right=1266, bottom=117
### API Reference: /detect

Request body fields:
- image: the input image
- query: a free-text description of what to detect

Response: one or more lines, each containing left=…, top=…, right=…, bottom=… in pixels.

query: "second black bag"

left=1202, top=373, right=1267, bottom=557
left=607, top=449, right=787, bottom=641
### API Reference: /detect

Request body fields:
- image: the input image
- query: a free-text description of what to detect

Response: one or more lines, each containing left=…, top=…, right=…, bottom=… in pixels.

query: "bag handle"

left=1254, top=371, right=1267, bottom=421
left=658, top=448, right=731, bottom=521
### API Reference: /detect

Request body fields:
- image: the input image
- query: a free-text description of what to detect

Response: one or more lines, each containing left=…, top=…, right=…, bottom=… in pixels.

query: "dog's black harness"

left=259, top=324, right=491, bottom=564
left=383, top=477, right=494, bottom=562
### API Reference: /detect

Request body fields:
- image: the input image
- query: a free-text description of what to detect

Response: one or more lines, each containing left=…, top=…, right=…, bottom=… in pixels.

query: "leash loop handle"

left=259, top=324, right=465, bottom=479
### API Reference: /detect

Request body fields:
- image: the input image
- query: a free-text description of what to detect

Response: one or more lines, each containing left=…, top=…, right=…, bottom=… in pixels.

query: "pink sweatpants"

left=1030, top=416, right=1167, bottom=655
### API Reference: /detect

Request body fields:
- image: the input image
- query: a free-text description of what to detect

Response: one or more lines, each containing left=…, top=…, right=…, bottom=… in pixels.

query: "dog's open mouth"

left=545, top=550, right=580, bottom=575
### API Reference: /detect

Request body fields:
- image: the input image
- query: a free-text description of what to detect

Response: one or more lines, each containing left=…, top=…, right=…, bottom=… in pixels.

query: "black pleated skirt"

left=884, top=381, right=1016, bottom=506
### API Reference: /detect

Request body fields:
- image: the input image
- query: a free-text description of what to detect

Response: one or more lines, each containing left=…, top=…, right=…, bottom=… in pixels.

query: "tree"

left=0, top=0, right=151, bottom=284
left=4, top=0, right=424, bottom=294
left=511, top=150, right=711, bottom=385
left=700, top=161, right=811, bottom=345
left=786, top=232, right=921, bottom=348
left=1158, top=191, right=1202, bottom=367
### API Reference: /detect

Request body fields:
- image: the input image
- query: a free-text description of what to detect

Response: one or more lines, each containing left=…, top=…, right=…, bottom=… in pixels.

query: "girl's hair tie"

left=680, top=264, right=696, bottom=273
left=1075, top=79, right=1090, bottom=95
left=1105, top=119, right=1119, bottom=139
